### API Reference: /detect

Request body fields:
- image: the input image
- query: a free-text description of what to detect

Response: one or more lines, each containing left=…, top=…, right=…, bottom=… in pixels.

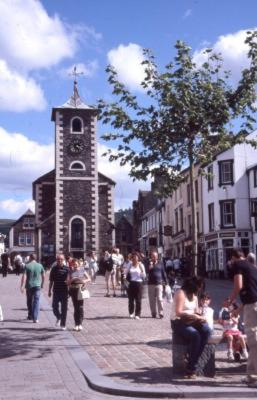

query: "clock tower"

left=51, top=79, right=99, bottom=258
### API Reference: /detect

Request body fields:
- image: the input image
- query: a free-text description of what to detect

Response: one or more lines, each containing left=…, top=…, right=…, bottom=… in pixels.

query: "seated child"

left=199, top=293, right=214, bottom=332
left=219, top=298, right=248, bottom=361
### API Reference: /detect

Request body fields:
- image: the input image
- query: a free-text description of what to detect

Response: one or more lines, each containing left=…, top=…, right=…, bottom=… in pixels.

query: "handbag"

left=77, top=287, right=90, bottom=300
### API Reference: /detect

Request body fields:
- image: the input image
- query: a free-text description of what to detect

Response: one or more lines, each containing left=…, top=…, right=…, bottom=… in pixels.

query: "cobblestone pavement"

left=44, top=273, right=249, bottom=390
left=0, top=272, right=255, bottom=399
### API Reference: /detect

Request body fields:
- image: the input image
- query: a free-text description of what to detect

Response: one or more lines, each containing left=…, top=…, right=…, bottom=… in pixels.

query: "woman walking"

left=87, top=251, right=98, bottom=284
left=68, top=259, right=90, bottom=331
left=126, top=252, right=146, bottom=319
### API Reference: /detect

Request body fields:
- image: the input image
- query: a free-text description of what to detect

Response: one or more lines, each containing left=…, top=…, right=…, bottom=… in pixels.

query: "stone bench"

left=172, top=331, right=217, bottom=377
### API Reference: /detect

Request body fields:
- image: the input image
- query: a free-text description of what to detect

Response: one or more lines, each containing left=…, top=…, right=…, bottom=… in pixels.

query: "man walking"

left=21, top=254, right=45, bottom=323
left=1, top=252, right=9, bottom=277
left=148, top=251, right=168, bottom=318
left=229, top=248, right=257, bottom=388
left=48, top=254, right=69, bottom=330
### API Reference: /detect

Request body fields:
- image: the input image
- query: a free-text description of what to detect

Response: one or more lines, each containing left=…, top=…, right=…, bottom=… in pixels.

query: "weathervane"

left=69, top=66, right=84, bottom=107
left=70, top=66, right=84, bottom=84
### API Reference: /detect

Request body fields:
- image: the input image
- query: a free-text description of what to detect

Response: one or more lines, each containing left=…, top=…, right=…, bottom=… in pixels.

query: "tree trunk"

left=188, top=143, right=198, bottom=276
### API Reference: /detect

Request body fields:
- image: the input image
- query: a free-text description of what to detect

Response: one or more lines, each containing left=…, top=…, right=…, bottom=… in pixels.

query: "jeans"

left=172, top=319, right=211, bottom=372
left=69, top=287, right=84, bottom=325
left=128, top=281, right=143, bottom=317
left=27, top=286, right=41, bottom=321
left=52, top=291, right=68, bottom=327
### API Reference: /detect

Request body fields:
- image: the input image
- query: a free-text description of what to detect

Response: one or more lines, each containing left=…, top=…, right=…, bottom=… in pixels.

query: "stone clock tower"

left=51, top=80, right=99, bottom=258
left=33, top=75, right=115, bottom=263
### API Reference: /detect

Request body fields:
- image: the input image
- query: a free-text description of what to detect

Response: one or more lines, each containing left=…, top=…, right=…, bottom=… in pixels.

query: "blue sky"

left=0, top=0, right=257, bottom=219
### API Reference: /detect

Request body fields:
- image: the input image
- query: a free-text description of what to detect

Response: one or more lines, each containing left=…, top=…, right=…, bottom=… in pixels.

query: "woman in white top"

left=126, top=252, right=146, bottom=319
left=171, top=277, right=211, bottom=378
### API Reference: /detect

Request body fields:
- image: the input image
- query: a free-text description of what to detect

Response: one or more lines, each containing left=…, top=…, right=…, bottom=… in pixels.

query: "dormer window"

left=23, top=217, right=34, bottom=229
left=71, top=117, right=83, bottom=133
left=69, top=161, right=86, bottom=171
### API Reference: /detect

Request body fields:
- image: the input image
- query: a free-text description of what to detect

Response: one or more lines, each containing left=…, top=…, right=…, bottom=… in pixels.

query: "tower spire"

left=69, top=66, right=84, bottom=108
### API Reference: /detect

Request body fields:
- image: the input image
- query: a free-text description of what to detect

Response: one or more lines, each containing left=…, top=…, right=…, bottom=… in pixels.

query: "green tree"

left=98, top=31, right=257, bottom=275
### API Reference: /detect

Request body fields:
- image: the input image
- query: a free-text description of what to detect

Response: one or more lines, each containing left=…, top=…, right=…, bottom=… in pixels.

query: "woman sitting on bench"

left=171, top=277, right=212, bottom=378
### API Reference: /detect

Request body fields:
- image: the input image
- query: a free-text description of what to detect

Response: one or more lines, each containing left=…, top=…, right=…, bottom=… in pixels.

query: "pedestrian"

left=20, top=254, right=45, bottom=323
left=48, top=254, right=69, bottom=330
left=228, top=248, right=257, bottom=388
left=112, top=247, right=124, bottom=286
left=121, top=254, right=131, bottom=296
left=247, top=252, right=256, bottom=266
left=67, top=258, right=90, bottom=331
left=14, top=253, right=23, bottom=276
left=170, top=277, right=211, bottom=378
left=126, top=252, right=146, bottom=320
left=87, top=251, right=98, bottom=284
left=147, top=251, right=168, bottom=318
left=1, top=252, right=9, bottom=278
left=103, top=250, right=116, bottom=297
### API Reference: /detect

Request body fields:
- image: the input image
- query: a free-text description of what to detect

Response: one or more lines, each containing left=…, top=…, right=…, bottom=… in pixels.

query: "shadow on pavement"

left=147, top=339, right=172, bottom=349
left=107, top=366, right=245, bottom=387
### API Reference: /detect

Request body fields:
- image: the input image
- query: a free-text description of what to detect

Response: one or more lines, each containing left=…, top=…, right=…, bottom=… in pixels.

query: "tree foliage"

left=98, top=31, right=257, bottom=196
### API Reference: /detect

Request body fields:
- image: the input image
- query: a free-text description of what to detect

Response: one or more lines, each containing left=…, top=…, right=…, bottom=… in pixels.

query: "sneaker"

left=129, top=314, right=134, bottom=318
left=113, top=293, right=117, bottom=297
left=241, top=348, right=249, bottom=360
left=78, top=325, right=83, bottom=331
left=135, top=316, right=140, bottom=320
left=55, top=319, right=61, bottom=327
left=159, top=314, right=164, bottom=319
left=73, top=326, right=79, bottom=331
left=227, top=350, right=234, bottom=361
left=61, top=326, right=67, bottom=331
left=33, top=320, right=39, bottom=323
left=105, top=293, right=110, bottom=297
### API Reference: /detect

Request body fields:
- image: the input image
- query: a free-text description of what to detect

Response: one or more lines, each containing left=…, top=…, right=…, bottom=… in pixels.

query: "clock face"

left=68, top=140, right=84, bottom=154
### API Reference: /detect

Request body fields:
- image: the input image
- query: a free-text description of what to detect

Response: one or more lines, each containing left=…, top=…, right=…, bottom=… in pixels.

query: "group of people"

left=171, top=248, right=257, bottom=388
left=20, top=253, right=91, bottom=331
left=102, top=249, right=169, bottom=320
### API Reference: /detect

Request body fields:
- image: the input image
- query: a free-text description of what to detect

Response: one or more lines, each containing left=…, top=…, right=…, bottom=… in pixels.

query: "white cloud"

left=0, top=60, right=46, bottom=112
left=0, top=0, right=77, bottom=71
left=193, top=29, right=256, bottom=81
left=0, top=199, right=35, bottom=216
left=107, top=43, right=146, bottom=91
left=60, top=61, right=99, bottom=79
left=0, top=127, right=54, bottom=193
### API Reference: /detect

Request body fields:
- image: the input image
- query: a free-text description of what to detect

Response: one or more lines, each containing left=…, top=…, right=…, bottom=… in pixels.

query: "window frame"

left=69, top=161, right=86, bottom=171
left=218, top=159, right=234, bottom=186
left=70, top=116, right=84, bottom=134
left=220, top=199, right=235, bottom=228
left=208, top=203, right=215, bottom=232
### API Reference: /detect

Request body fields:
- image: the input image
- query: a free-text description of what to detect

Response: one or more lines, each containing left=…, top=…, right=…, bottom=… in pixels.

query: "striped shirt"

left=49, top=265, right=69, bottom=293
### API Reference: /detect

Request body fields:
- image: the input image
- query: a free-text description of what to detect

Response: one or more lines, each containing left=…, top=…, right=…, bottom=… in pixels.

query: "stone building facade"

left=9, top=209, right=36, bottom=262
left=33, top=81, right=115, bottom=266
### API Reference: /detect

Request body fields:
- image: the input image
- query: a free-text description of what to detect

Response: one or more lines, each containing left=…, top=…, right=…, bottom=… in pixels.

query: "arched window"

left=69, top=161, right=85, bottom=170
left=71, top=218, right=84, bottom=249
left=71, top=117, right=83, bottom=133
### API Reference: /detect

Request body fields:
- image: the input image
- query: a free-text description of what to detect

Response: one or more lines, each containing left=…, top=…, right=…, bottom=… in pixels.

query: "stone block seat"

left=171, top=331, right=221, bottom=377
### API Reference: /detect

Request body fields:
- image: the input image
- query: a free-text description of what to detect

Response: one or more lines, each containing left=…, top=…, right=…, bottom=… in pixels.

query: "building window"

left=220, top=200, right=235, bottom=228
left=251, top=199, right=257, bottom=217
left=187, top=184, right=191, bottom=206
left=187, top=214, right=192, bottom=236
left=207, top=165, right=214, bottom=191
left=23, top=217, right=34, bottom=228
left=218, top=160, right=234, bottom=186
left=19, top=232, right=34, bottom=246
left=71, top=117, right=83, bottom=133
left=197, top=211, right=200, bottom=232
left=175, top=209, right=178, bottom=233
left=71, top=218, right=84, bottom=249
left=253, top=168, right=257, bottom=188
left=195, top=180, right=199, bottom=203
left=208, top=203, right=215, bottom=232
left=179, top=207, right=183, bottom=230
left=255, top=217, right=257, bottom=232
left=69, top=161, right=85, bottom=170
